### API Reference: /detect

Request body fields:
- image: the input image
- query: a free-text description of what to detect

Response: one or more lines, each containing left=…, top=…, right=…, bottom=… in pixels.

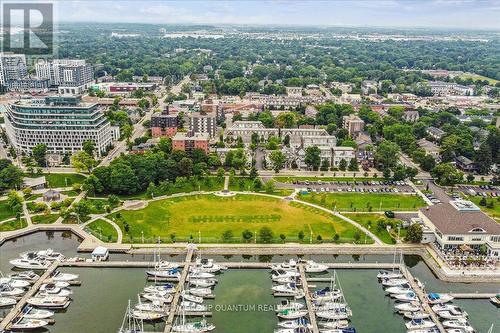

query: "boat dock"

left=298, top=264, right=320, bottom=333
left=444, top=293, right=497, bottom=299
left=0, top=261, right=59, bottom=331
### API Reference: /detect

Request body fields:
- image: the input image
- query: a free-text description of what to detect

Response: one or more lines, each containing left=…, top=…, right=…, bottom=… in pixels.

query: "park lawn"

left=81, top=198, right=109, bottom=214
left=86, top=219, right=118, bottom=243
left=273, top=176, right=384, bottom=183
left=108, top=194, right=369, bottom=244
left=0, top=200, right=16, bottom=221
left=0, top=218, right=27, bottom=231
left=32, top=214, right=59, bottom=224
left=229, top=177, right=294, bottom=197
left=467, top=196, right=500, bottom=220
left=457, top=72, right=499, bottom=85
left=342, top=213, right=406, bottom=244
left=24, top=173, right=87, bottom=188
left=61, top=190, right=80, bottom=197
left=25, top=193, right=43, bottom=201
left=297, top=192, right=426, bottom=212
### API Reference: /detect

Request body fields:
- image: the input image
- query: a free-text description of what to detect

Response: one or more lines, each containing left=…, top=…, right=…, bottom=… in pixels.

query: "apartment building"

left=150, top=109, right=180, bottom=138
left=426, top=81, right=474, bottom=96
left=189, top=113, right=217, bottom=138
left=0, top=53, right=27, bottom=88
left=172, top=131, right=210, bottom=154
left=342, top=114, right=365, bottom=137
left=36, top=59, right=94, bottom=94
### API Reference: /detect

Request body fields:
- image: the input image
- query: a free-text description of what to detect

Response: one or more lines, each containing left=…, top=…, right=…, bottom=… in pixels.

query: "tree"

left=263, top=179, right=276, bottom=194
left=258, top=226, right=274, bottom=243
left=74, top=200, right=91, bottom=222
left=304, top=146, right=321, bottom=170
left=431, top=163, right=464, bottom=186
left=298, top=230, right=305, bottom=241
left=466, top=174, right=474, bottom=183
left=348, top=157, right=359, bottom=171
left=249, top=166, right=258, bottom=179
left=474, top=142, right=492, bottom=175
left=221, top=230, right=234, bottom=242
left=338, top=159, right=347, bottom=171
left=269, top=150, right=286, bottom=173
left=0, top=161, right=23, bottom=191
left=279, top=234, right=286, bottom=243
left=122, top=123, right=133, bottom=143
left=7, top=190, right=23, bottom=213
left=82, top=140, right=96, bottom=156
left=71, top=151, right=96, bottom=173
left=82, top=174, right=103, bottom=195
left=32, top=144, right=48, bottom=167
left=275, top=112, right=297, bottom=128
left=375, top=140, right=400, bottom=169
left=242, top=229, right=253, bottom=242
left=405, top=223, right=423, bottom=243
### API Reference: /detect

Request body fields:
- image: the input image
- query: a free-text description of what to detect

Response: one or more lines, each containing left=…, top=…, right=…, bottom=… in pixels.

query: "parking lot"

left=456, top=184, right=499, bottom=198
left=277, top=179, right=415, bottom=194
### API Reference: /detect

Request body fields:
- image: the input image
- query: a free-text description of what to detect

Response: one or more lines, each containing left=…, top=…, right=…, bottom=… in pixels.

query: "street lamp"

left=141, top=230, right=144, bottom=243
left=198, top=230, right=201, bottom=244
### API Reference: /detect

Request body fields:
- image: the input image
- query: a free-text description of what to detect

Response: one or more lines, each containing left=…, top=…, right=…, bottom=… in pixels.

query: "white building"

left=332, top=147, right=355, bottom=168
left=0, top=53, right=27, bottom=86
left=36, top=59, right=93, bottom=94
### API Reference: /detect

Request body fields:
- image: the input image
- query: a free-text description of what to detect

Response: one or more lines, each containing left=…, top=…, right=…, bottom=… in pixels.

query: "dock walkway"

left=299, top=264, right=319, bottom=333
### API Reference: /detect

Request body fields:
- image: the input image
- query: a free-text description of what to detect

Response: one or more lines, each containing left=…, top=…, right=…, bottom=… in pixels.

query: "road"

left=399, top=152, right=431, bottom=179
left=423, top=179, right=452, bottom=204
left=170, top=75, right=191, bottom=95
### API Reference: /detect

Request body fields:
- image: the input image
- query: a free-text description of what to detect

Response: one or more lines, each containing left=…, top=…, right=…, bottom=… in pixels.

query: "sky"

left=18, top=0, right=500, bottom=29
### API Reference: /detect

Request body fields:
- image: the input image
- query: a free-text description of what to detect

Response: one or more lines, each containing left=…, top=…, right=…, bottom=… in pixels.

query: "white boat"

left=316, top=308, right=350, bottom=320
left=132, top=310, right=164, bottom=321
left=403, top=311, right=430, bottom=320
left=274, top=328, right=311, bottom=333
left=274, top=276, right=301, bottom=285
left=394, top=292, right=418, bottom=302
left=135, top=301, right=168, bottom=313
left=405, top=319, right=436, bottom=330
left=0, top=285, right=25, bottom=297
left=385, top=285, right=413, bottom=295
left=0, top=277, right=31, bottom=288
left=277, top=318, right=310, bottom=329
left=37, top=288, right=72, bottom=298
left=271, top=259, right=297, bottom=271
left=9, top=317, right=48, bottom=330
left=188, top=270, right=215, bottom=280
left=408, top=329, right=439, bottom=333
left=0, top=296, right=16, bottom=307
left=9, top=271, right=39, bottom=282
left=272, top=269, right=300, bottom=281
left=445, top=329, right=470, bottom=333
left=319, top=329, right=356, bottom=333
left=442, top=319, right=474, bottom=331
left=40, top=282, right=70, bottom=291
left=9, top=258, right=51, bottom=270
left=189, top=279, right=216, bottom=288
left=50, top=271, right=79, bottom=282
left=144, top=284, right=176, bottom=294
left=437, top=311, right=468, bottom=320
left=141, top=292, right=173, bottom=303
left=382, top=278, right=408, bottom=287
left=180, top=301, right=207, bottom=312
left=172, top=318, right=215, bottom=332
left=187, top=288, right=213, bottom=298
left=156, top=260, right=180, bottom=270
left=119, top=300, right=144, bottom=333
left=432, top=304, right=468, bottom=317
left=181, top=291, right=203, bottom=304
left=192, top=258, right=227, bottom=273
left=146, top=268, right=181, bottom=280
left=22, top=249, right=65, bottom=261
left=314, top=302, right=351, bottom=314
left=304, top=260, right=328, bottom=273
left=276, top=299, right=305, bottom=312
left=320, top=320, right=350, bottom=329
left=311, top=287, right=342, bottom=302
left=21, top=306, right=54, bottom=319
left=377, top=269, right=403, bottom=279
left=272, top=283, right=305, bottom=298
left=27, top=296, right=70, bottom=309
left=277, top=309, right=308, bottom=319
left=427, top=293, right=454, bottom=304
left=39, top=283, right=63, bottom=294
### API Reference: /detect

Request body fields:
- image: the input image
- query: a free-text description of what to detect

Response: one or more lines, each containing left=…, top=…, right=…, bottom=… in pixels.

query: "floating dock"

left=298, top=264, right=320, bottom=333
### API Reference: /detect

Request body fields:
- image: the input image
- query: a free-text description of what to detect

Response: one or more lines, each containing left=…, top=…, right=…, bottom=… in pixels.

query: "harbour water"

left=0, top=231, right=498, bottom=332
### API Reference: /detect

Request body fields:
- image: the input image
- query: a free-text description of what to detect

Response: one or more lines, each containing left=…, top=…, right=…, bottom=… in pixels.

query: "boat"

left=0, top=277, right=31, bottom=288
left=40, top=281, right=70, bottom=290
left=405, top=319, right=436, bottom=330
left=432, top=304, right=467, bottom=317
left=395, top=302, right=421, bottom=313
left=141, top=292, right=173, bottom=303
left=119, top=300, right=144, bottom=333
left=146, top=268, right=181, bottom=280
left=276, top=300, right=305, bottom=312
left=50, top=271, right=79, bottom=282
left=385, top=285, right=413, bottom=295
left=37, top=288, right=72, bottom=298
left=144, top=284, right=176, bottom=294
left=377, top=269, right=403, bottom=279
left=403, top=311, right=430, bottom=320
left=394, top=292, right=418, bottom=302
left=445, top=329, right=470, bottom=333
left=314, top=302, right=351, bottom=314
left=39, top=283, right=68, bottom=294
left=437, top=311, right=468, bottom=320
left=489, top=294, right=500, bottom=307
left=277, top=309, right=308, bottom=319
left=381, top=278, right=408, bottom=287
left=187, top=288, right=213, bottom=298
left=9, top=258, right=51, bottom=270
left=181, top=291, right=203, bottom=304
left=180, top=301, right=207, bottom=312
left=0, top=284, right=25, bottom=297
left=320, top=320, right=350, bottom=329
left=274, top=327, right=312, bottom=333
left=132, top=310, right=165, bottom=321
left=21, top=306, right=54, bottom=319
left=316, top=308, right=351, bottom=320
left=311, top=287, right=342, bottom=302
left=273, top=283, right=305, bottom=298
left=8, top=271, right=39, bottom=282
left=171, top=316, right=215, bottom=332
left=0, top=297, right=16, bottom=307
left=427, top=293, right=454, bottom=304
left=271, top=259, right=297, bottom=271
left=272, top=269, right=300, bottom=281
left=277, top=318, right=310, bottom=329
left=274, top=276, right=302, bottom=285
left=27, top=296, right=71, bottom=309
left=304, top=260, right=329, bottom=273
left=192, top=258, right=227, bottom=273
left=9, top=317, right=48, bottom=330
left=189, top=279, right=217, bottom=288
left=188, top=270, right=215, bottom=280
left=135, top=301, right=168, bottom=313
left=21, top=249, right=65, bottom=261
left=317, top=328, right=356, bottom=333
left=442, top=319, right=474, bottom=331
left=407, top=329, right=439, bottom=333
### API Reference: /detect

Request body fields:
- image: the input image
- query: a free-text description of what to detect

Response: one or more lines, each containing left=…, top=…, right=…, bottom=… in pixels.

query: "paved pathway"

left=223, top=175, right=229, bottom=190
left=81, top=215, right=123, bottom=244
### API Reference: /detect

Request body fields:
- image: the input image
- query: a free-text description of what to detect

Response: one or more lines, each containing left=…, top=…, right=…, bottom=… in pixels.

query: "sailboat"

left=377, top=250, right=403, bottom=279
left=118, top=300, right=144, bottom=333
left=315, top=271, right=353, bottom=321
left=171, top=311, right=215, bottom=332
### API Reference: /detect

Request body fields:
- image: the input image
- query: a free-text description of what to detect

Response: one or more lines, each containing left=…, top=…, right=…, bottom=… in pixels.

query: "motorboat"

left=9, top=317, right=48, bottom=330
left=316, top=327, right=356, bottom=333
left=432, top=304, right=467, bottom=317
left=311, top=287, right=342, bottom=302
left=271, top=259, right=297, bottom=271
left=40, top=282, right=70, bottom=290
left=135, top=301, right=168, bottom=313
left=39, top=283, right=65, bottom=294
left=146, top=268, right=181, bottom=280
left=37, top=288, right=72, bottom=298
left=489, top=294, right=499, bottom=307
left=141, top=292, right=173, bottom=304
left=394, top=292, right=418, bottom=302
left=9, top=271, right=39, bottom=282
left=181, top=291, right=203, bottom=304
left=144, top=284, right=176, bottom=294
left=277, top=309, right=308, bottom=320
left=381, top=278, right=408, bottom=287
left=187, top=288, right=213, bottom=298
left=9, top=258, right=51, bottom=270
left=316, top=308, right=351, bottom=320
left=272, top=283, right=305, bottom=298
left=192, top=258, right=227, bottom=273
left=274, top=276, right=301, bottom=285
left=132, top=310, right=164, bottom=321
left=427, top=293, right=454, bottom=304
left=442, top=319, right=474, bottom=332
left=0, top=277, right=31, bottom=289
left=314, top=302, right=351, bottom=314
left=320, top=320, right=350, bottom=329
left=277, top=318, right=310, bottom=329
left=395, top=302, right=421, bottom=313
left=445, top=329, right=471, bottom=333
left=377, top=269, right=403, bottom=279
left=403, top=311, right=430, bottom=320
left=0, top=297, right=16, bottom=307
left=21, top=306, right=54, bottom=319
left=50, top=271, right=79, bottom=282
left=0, top=284, right=25, bottom=297
left=405, top=319, right=436, bottom=330
left=22, top=249, right=65, bottom=261
left=188, top=270, right=215, bottom=280
left=276, top=300, right=305, bottom=312
left=180, top=301, right=207, bottom=312
left=171, top=318, right=215, bottom=332
left=304, top=260, right=328, bottom=273
left=437, top=311, right=468, bottom=320
left=189, top=279, right=217, bottom=288
left=385, top=285, right=413, bottom=295
left=27, top=296, right=71, bottom=309
left=407, top=329, right=439, bottom=333
left=272, top=269, right=300, bottom=281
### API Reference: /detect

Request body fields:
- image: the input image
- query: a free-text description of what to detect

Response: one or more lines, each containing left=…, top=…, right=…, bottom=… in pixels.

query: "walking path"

left=81, top=215, right=123, bottom=244
left=223, top=175, right=229, bottom=190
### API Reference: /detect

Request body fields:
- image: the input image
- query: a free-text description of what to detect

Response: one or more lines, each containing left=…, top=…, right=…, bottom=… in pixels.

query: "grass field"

left=342, top=213, right=406, bottom=244
left=32, top=214, right=59, bottom=224
left=467, top=196, right=500, bottom=220
left=0, top=200, right=16, bottom=221
left=229, top=177, right=294, bottom=196
left=0, top=218, right=27, bottom=231
left=457, top=72, right=499, bottom=85
left=86, top=219, right=118, bottom=242
left=24, top=173, right=87, bottom=188
left=297, top=192, right=426, bottom=212
left=108, top=194, right=369, bottom=243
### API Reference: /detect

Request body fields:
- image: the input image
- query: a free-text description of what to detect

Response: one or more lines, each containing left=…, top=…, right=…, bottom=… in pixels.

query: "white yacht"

left=276, top=300, right=305, bottom=312
left=141, top=292, right=173, bottom=304
left=277, top=308, right=308, bottom=319
left=272, top=283, right=305, bottom=298
left=0, top=297, right=16, bottom=307
left=403, top=311, right=430, bottom=320
left=272, top=269, right=300, bottom=282
left=320, top=320, right=350, bottom=329
left=132, top=310, right=164, bottom=321
left=171, top=318, right=215, bottom=332
left=8, top=271, right=39, bottom=282
left=442, top=319, right=474, bottom=332
left=181, top=291, right=203, bottom=304
left=135, top=301, right=168, bottom=313
left=432, top=304, right=468, bottom=317
left=192, top=258, right=227, bottom=273
left=385, top=285, right=413, bottom=295
left=377, top=269, right=403, bottom=279
left=9, top=258, right=51, bottom=270
left=189, top=279, right=216, bottom=288
left=188, top=270, right=215, bottom=280
left=316, top=308, right=351, bottom=320
left=146, top=268, right=181, bottom=280
left=427, top=293, right=454, bottom=304
left=22, top=249, right=65, bottom=261
left=27, top=296, right=71, bottom=309
left=394, top=292, right=418, bottom=302
left=187, top=288, right=213, bottom=298
left=37, top=288, right=72, bottom=298
left=395, top=301, right=421, bottom=312
left=144, top=284, right=176, bottom=294
left=0, top=285, right=25, bottom=297
left=9, top=317, right=48, bottom=330
left=271, top=259, right=297, bottom=271
left=311, top=287, right=342, bottom=302
left=0, top=277, right=30, bottom=289
left=50, top=271, right=79, bottom=282
left=21, top=306, right=54, bottom=319
left=304, top=260, right=329, bottom=273
left=381, top=278, right=409, bottom=287
left=405, top=319, right=436, bottom=330
left=277, top=318, right=310, bottom=329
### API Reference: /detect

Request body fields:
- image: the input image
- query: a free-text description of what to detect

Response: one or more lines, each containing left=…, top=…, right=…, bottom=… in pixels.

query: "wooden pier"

left=298, top=264, right=319, bottom=333
left=446, top=293, right=496, bottom=299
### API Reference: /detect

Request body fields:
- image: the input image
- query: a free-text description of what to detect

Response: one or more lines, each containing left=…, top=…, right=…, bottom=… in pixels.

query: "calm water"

left=0, top=231, right=499, bottom=332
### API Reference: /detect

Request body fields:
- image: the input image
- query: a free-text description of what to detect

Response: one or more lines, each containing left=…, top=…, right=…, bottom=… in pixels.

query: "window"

left=491, top=236, right=500, bottom=243
left=447, top=236, right=464, bottom=242
left=469, top=228, right=486, bottom=233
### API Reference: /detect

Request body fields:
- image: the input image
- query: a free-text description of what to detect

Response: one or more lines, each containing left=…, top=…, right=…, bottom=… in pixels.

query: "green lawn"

left=108, top=194, right=369, bottom=244
left=342, top=213, right=406, bottom=244
left=457, top=72, right=499, bottom=85
left=86, top=219, right=118, bottom=243
left=467, top=196, right=500, bottom=220
left=229, top=177, right=294, bottom=197
left=24, top=173, right=86, bottom=188
left=32, top=214, right=59, bottom=224
left=25, top=193, right=43, bottom=201
left=81, top=198, right=109, bottom=214
left=297, top=192, right=426, bottom=212
left=273, top=176, right=384, bottom=183
left=0, top=218, right=27, bottom=231
left=0, top=200, right=17, bottom=221
left=61, top=190, right=80, bottom=197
